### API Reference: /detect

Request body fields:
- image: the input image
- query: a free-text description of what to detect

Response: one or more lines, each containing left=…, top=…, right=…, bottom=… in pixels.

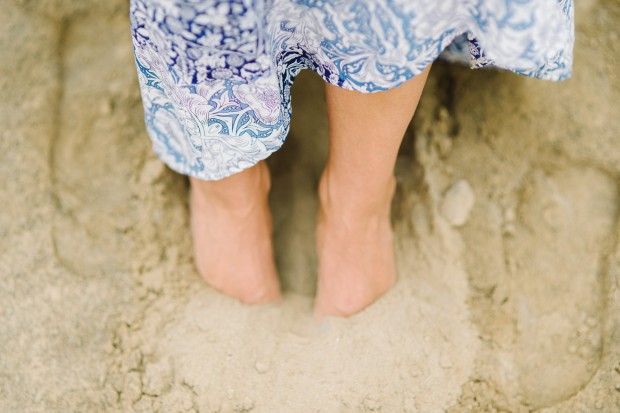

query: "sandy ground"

left=1, top=1, right=619, bottom=412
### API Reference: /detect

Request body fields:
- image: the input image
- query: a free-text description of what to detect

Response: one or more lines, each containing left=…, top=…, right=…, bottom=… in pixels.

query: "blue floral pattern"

left=130, top=0, right=574, bottom=180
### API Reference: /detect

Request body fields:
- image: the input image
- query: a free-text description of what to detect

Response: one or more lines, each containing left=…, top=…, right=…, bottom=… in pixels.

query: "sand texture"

left=1, top=1, right=619, bottom=412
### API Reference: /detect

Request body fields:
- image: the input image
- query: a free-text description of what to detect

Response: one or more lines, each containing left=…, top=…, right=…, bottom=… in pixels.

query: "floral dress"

left=130, top=0, right=574, bottom=180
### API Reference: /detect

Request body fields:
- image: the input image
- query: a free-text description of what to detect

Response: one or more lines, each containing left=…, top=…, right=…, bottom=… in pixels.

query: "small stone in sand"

left=440, top=179, right=476, bottom=227
left=254, top=361, right=269, bottom=374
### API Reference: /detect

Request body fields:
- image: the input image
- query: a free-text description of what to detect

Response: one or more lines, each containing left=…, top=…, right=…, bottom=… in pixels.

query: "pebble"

left=440, top=179, right=476, bottom=227
left=503, top=222, right=516, bottom=237
left=254, top=361, right=269, bottom=374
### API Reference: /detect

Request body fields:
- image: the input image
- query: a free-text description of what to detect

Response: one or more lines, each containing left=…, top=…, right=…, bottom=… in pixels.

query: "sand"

left=1, top=1, right=619, bottom=412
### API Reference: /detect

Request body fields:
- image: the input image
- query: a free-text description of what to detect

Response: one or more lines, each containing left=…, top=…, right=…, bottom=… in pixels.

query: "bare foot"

left=189, top=161, right=281, bottom=304
left=313, top=171, right=397, bottom=318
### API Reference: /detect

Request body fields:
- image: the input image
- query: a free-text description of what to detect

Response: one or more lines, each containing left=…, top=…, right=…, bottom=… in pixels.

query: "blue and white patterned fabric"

left=130, top=0, right=574, bottom=180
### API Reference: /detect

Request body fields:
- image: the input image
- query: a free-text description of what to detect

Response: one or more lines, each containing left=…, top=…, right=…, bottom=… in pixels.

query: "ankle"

left=190, top=161, right=271, bottom=212
left=317, top=167, right=396, bottom=220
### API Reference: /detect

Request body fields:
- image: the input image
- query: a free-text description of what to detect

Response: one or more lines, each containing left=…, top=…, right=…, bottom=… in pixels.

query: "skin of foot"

left=189, top=161, right=282, bottom=304
left=313, top=68, right=430, bottom=317
left=313, top=168, right=398, bottom=318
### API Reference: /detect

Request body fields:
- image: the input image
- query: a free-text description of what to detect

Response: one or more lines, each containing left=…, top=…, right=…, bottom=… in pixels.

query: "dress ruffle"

left=130, top=0, right=574, bottom=180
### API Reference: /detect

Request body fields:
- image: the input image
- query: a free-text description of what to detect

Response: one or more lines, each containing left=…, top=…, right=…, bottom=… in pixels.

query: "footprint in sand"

left=50, top=15, right=146, bottom=277
left=504, top=164, right=618, bottom=408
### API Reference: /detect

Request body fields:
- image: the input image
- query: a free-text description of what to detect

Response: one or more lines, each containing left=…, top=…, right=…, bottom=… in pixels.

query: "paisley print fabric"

left=130, top=0, right=574, bottom=180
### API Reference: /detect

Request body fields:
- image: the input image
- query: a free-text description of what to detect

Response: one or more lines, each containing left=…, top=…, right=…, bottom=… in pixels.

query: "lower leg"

left=314, top=66, right=431, bottom=317
left=189, top=160, right=281, bottom=304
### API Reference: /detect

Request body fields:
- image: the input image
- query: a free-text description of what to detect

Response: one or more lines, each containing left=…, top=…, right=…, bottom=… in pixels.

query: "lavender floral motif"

left=130, top=0, right=574, bottom=180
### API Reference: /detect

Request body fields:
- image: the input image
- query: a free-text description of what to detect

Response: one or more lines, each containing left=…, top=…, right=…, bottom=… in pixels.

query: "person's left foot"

left=313, top=172, right=397, bottom=318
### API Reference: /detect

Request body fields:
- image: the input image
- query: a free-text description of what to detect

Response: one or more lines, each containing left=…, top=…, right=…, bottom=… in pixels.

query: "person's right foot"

left=189, top=161, right=281, bottom=304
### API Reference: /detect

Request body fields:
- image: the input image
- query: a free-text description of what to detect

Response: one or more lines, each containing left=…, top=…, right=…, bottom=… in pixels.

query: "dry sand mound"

left=1, top=1, right=619, bottom=412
